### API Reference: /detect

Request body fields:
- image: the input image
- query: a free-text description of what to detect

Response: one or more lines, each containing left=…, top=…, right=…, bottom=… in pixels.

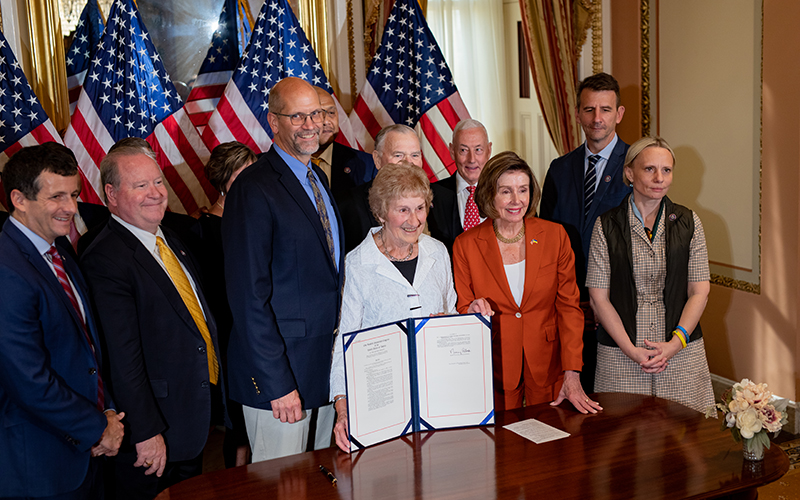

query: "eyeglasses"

left=272, top=110, right=325, bottom=126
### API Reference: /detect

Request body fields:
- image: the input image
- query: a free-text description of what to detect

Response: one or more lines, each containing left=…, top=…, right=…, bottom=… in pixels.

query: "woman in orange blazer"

left=453, top=151, right=601, bottom=413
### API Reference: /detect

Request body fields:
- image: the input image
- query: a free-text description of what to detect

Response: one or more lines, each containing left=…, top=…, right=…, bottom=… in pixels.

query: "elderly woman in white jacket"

left=330, top=161, right=492, bottom=452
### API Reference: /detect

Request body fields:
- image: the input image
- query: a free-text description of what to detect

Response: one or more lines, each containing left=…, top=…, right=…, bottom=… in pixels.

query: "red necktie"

left=464, top=185, right=480, bottom=231
left=46, top=246, right=105, bottom=411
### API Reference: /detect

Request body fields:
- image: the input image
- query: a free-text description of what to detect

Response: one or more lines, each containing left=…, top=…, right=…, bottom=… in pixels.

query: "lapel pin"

left=180, top=250, right=186, bottom=256
left=604, top=175, right=612, bottom=183
left=530, top=238, right=538, bottom=244
left=344, top=167, right=351, bottom=174
left=669, top=213, right=677, bottom=221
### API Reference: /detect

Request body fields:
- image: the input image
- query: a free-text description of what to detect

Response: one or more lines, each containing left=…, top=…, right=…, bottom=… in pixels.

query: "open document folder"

left=343, top=313, right=494, bottom=451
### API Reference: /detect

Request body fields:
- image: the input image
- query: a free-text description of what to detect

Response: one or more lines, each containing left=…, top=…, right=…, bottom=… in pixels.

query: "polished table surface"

left=157, top=393, right=789, bottom=499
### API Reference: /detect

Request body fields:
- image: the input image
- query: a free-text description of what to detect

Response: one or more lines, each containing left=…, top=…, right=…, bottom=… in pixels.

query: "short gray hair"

left=452, top=119, right=487, bottom=142
left=99, top=140, right=158, bottom=203
left=374, top=124, right=417, bottom=154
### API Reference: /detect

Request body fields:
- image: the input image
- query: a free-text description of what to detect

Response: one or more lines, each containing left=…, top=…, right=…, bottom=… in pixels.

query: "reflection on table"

left=157, top=393, right=789, bottom=500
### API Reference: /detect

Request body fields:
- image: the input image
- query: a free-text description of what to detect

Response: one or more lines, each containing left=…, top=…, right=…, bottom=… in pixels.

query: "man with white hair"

left=337, top=124, right=423, bottom=252
left=428, top=119, right=492, bottom=254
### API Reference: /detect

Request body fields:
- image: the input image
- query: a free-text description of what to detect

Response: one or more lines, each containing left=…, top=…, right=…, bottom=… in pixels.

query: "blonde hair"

left=623, top=136, right=676, bottom=186
left=368, top=161, right=432, bottom=223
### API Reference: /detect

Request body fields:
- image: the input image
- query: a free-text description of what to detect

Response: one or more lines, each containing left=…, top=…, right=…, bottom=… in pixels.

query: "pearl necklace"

left=493, top=220, right=525, bottom=244
left=379, top=229, right=414, bottom=262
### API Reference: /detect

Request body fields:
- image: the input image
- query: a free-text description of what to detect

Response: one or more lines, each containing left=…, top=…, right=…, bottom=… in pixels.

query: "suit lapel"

left=5, top=223, right=94, bottom=356
left=110, top=219, right=204, bottom=340
left=442, top=176, right=462, bottom=235
left=571, top=144, right=587, bottom=223
left=586, top=139, right=626, bottom=229
left=520, top=219, right=546, bottom=307
left=270, top=148, right=339, bottom=275
left=474, top=222, right=517, bottom=307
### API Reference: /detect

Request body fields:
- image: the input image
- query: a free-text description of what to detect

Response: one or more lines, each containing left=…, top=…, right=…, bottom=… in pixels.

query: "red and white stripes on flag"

left=347, top=0, right=471, bottom=182
left=349, top=81, right=470, bottom=181
left=65, top=93, right=212, bottom=215
left=201, top=0, right=357, bottom=155
left=63, top=0, right=213, bottom=215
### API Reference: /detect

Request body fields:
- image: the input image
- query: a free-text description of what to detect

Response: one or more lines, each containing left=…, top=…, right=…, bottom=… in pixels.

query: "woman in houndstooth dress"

left=586, top=137, right=713, bottom=413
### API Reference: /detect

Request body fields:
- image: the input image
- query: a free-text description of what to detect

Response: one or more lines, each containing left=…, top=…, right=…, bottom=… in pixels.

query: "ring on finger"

left=144, top=461, right=153, bottom=467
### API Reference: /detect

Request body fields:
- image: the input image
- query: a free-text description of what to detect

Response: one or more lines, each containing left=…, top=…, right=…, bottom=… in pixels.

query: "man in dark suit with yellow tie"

left=82, top=142, right=224, bottom=498
left=0, top=144, right=124, bottom=499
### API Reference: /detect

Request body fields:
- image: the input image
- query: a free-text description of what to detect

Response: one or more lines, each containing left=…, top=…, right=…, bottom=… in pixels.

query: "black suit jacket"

left=223, top=147, right=344, bottom=411
left=0, top=220, right=109, bottom=497
left=539, top=139, right=631, bottom=297
left=337, top=179, right=379, bottom=254
left=81, top=219, right=223, bottom=462
left=329, top=142, right=377, bottom=198
left=428, top=175, right=463, bottom=255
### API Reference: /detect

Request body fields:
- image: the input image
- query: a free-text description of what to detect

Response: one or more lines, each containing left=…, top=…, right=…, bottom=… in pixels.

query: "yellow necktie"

left=156, top=237, right=219, bottom=385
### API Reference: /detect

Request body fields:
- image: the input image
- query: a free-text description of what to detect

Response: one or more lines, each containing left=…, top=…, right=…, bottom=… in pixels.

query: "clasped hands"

left=626, top=339, right=682, bottom=374
left=91, top=410, right=125, bottom=458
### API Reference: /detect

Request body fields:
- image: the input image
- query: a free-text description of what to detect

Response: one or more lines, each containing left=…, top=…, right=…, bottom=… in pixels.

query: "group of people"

left=0, top=72, right=714, bottom=500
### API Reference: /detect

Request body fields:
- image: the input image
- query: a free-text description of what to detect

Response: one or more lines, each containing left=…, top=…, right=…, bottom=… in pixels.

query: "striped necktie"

left=156, top=237, right=219, bottom=385
left=584, top=154, right=601, bottom=219
left=46, top=246, right=105, bottom=411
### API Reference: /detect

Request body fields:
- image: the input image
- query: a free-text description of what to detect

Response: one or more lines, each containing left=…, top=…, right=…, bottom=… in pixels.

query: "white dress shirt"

left=111, top=214, right=206, bottom=319
left=454, top=172, right=486, bottom=227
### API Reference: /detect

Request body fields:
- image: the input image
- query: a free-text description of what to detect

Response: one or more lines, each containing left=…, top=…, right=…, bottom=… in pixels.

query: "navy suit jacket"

left=329, top=142, right=377, bottom=197
left=539, top=139, right=631, bottom=296
left=0, top=219, right=109, bottom=497
left=82, top=219, right=223, bottom=462
left=223, top=147, right=345, bottom=411
left=428, top=175, right=463, bottom=255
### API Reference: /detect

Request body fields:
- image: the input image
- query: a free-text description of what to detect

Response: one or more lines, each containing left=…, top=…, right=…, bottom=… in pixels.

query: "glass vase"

left=742, top=438, right=765, bottom=461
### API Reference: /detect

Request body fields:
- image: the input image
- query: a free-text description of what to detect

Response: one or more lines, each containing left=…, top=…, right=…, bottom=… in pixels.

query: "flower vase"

left=742, top=438, right=765, bottom=461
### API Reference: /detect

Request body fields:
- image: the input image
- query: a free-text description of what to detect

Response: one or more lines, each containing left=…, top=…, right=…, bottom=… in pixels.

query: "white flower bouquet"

left=705, top=378, right=788, bottom=459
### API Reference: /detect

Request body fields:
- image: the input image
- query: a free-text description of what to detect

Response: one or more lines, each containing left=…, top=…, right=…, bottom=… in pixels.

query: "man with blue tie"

left=539, top=73, right=632, bottom=393
left=223, top=77, right=344, bottom=461
left=0, top=144, right=124, bottom=499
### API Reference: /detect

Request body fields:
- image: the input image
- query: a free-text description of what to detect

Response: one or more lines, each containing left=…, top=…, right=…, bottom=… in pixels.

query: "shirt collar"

left=317, top=142, right=334, bottom=166
left=9, top=214, right=52, bottom=255
left=454, top=171, right=471, bottom=193
left=273, top=143, right=312, bottom=179
left=585, top=133, right=619, bottom=162
left=111, top=214, right=165, bottom=251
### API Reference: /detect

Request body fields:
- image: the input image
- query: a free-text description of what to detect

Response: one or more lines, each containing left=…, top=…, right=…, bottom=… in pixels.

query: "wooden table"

left=156, top=393, right=789, bottom=499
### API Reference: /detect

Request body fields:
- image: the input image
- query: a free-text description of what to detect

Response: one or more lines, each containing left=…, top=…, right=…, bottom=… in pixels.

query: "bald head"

left=267, top=77, right=323, bottom=164
left=314, top=86, right=338, bottom=150
left=372, top=125, right=422, bottom=169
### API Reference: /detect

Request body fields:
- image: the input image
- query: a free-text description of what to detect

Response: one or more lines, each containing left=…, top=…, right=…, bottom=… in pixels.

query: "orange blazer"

left=453, top=217, right=584, bottom=390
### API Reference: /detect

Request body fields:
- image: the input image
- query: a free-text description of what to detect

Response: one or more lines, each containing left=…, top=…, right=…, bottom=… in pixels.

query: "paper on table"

left=503, top=418, right=570, bottom=444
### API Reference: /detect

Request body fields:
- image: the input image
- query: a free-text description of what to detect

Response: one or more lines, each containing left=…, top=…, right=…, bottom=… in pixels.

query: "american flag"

left=66, top=0, right=105, bottom=116
left=201, top=0, right=359, bottom=153
left=0, top=32, right=63, bottom=211
left=63, top=0, right=214, bottom=214
left=185, top=0, right=251, bottom=135
left=349, top=0, right=470, bottom=181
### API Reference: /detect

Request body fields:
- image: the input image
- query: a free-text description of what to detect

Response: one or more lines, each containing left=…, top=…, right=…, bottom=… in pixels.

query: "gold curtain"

left=27, top=0, right=69, bottom=132
left=518, top=0, right=591, bottom=156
